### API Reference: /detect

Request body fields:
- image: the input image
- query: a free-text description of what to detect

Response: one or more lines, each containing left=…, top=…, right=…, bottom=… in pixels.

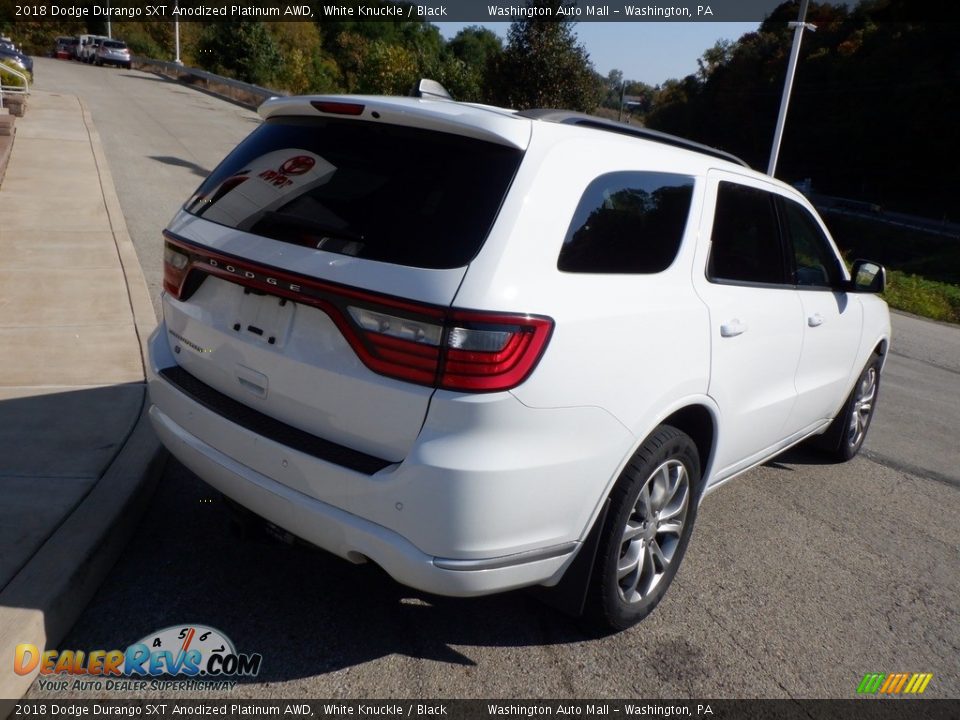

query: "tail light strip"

left=162, top=232, right=553, bottom=392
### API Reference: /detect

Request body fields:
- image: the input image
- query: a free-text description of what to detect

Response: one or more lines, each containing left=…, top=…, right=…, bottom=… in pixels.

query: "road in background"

left=35, top=56, right=261, bottom=317
left=23, top=58, right=960, bottom=699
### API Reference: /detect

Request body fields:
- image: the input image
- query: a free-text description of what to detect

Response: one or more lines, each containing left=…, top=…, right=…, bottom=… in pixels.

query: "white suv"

left=147, top=87, right=890, bottom=630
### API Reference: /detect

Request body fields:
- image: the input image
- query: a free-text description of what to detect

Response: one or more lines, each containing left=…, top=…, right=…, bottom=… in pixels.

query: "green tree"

left=643, top=0, right=959, bottom=218
left=696, top=39, right=733, bottom=81
left=267, top=22, right=340, bottom=94
left=422, top=26, right=503, bottom=102
left=447, top=26, right=503, bottom=69
left=487, top=0, right=600, bottom=112
left=357, top=40, right=418, bottom=95
left=196, top=21, right=282, bottom=87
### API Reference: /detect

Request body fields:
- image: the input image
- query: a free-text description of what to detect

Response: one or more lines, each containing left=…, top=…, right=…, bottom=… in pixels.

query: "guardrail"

left=811, top=192, right=960, bottom=241
left=132, top=57, right=286, bottom=109
left=0, top=62, right=30, bottom=113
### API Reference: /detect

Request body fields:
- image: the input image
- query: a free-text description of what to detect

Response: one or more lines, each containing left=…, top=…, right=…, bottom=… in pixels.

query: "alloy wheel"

left=616, top=459, right=690, bottom=604
left=847, top=366, right=877, bottom=448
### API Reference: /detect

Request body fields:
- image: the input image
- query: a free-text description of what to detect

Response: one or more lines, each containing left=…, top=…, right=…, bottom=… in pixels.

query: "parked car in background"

left=0, top=43, right=32, bottom=77
left=96, top=40, right=131, bottom=69
left=148, top=83, right=891, bottom=632
left=54, top=36, right=78, bottom=60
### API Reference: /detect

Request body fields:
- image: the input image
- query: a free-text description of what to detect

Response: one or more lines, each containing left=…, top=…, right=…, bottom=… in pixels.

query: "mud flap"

left=528, top=498, right=610, bottom=617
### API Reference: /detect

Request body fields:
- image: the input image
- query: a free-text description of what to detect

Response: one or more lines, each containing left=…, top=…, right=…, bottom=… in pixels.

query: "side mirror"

left=850, top=259, right=886, bottom=293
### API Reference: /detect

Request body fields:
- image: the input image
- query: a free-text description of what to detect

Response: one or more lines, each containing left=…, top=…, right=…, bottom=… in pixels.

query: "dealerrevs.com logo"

left=15, top=625, right=262, bottom=693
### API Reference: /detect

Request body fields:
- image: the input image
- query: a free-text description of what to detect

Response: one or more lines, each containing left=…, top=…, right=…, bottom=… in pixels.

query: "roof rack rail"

left=517, top=109, right=750, bottom=168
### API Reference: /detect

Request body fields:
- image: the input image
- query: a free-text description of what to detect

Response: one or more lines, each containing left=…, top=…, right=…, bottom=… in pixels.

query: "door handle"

left=808, top=313, right=824, bottom=327
left=720, top=319, right=748, bottom=337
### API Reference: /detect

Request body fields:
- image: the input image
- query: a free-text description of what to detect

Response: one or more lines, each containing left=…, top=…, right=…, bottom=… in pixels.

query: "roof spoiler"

left=410, top=79, right=453, bottom=101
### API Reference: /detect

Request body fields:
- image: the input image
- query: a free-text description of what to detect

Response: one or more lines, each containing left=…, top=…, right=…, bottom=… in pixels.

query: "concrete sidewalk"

left=0, top=91, right=163, bottom=699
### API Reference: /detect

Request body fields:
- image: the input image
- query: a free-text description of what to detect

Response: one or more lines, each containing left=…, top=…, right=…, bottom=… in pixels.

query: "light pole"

left=174, top=2, right=182, bottom=65
left=767, top=0, right=816, bottom=177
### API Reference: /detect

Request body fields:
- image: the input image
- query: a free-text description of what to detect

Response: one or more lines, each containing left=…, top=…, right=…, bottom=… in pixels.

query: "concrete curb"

left=0, top=117, right=13, bottom=188
left=0, top=94, right=167, bottom=701
left=0, top=417, right=166, bottom=701
left=79, top=95, right=159, bottom=357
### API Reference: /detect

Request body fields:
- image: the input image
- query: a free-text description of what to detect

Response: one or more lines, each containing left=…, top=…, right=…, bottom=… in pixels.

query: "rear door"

left=692, top=172, right=803, bottom=479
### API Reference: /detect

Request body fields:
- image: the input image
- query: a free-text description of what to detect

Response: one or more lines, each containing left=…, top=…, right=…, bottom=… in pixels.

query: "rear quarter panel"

left=455, top=125, right=713, bottom=473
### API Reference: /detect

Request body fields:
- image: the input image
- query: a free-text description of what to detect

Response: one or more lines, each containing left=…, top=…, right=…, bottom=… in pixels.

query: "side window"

left=558, top=171, right=694, bottom=274
left=708, top=182, right=786, bottom=285
left=780, top=199, right=844, bottom=288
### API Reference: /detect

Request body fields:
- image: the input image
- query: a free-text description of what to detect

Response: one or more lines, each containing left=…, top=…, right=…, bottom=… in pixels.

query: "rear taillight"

left=163, top=234, right=553, bottom=392
left=163, top=245, right=190, bottom=296
left=441, top=312, right=552, bottom=391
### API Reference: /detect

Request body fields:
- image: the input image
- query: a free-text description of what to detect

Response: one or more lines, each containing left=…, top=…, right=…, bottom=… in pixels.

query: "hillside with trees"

left=643, top=0, right=959, bottom=220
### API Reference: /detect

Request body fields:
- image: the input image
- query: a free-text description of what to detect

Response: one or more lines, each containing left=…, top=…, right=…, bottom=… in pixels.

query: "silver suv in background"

left=96, top=40, right=131, bottom=69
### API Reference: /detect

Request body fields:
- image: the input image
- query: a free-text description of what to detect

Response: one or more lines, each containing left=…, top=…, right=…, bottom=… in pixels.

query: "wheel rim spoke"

left=618, top=541, right=642, bottom=580
left=621, top=520, right=645, bottom=543
left=649, top=467, right=669, bottom=513
left=637, top=484, right=652, bottom=518
left=657, top=518, right=684, bottom=536
left=621, top=563, right=641, bottom=600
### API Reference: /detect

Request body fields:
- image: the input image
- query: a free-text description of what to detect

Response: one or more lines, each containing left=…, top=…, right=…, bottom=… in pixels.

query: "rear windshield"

left=184, top=116, right=524, bottom=270
left=103, top=41, right=127, bottom=49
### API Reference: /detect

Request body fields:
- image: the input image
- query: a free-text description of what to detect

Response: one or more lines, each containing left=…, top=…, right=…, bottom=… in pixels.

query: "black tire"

left=814, top=354, right=882, bottom=462
left=584, top=425, right=701, bottom=632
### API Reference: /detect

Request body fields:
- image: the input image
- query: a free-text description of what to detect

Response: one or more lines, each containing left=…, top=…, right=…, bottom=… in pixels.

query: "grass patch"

left=883, top=271, right=960, bottom=324
left=822, top=212, right=960, bottom=324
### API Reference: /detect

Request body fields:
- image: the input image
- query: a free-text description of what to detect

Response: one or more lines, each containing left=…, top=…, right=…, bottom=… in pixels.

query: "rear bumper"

left=147, top=322, right=634, bottom=596
left=150, top=404, right=579, bottom=596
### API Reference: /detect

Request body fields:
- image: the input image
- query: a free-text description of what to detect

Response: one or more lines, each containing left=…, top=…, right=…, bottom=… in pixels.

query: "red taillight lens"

left=345, top=306, right=444, bottom=386
left=162, top=234, right=553, bottom=392
left=343, top=306, right=552, bottom=391
left=439, top=312, right=553, bottom=391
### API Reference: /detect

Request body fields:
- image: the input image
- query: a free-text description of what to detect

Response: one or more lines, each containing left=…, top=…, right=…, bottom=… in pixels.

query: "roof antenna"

left=410, top=79, right=453, bottom=101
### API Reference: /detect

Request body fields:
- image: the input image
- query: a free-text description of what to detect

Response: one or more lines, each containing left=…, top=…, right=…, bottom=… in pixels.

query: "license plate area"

left=232, top=289, right=296, bottom=348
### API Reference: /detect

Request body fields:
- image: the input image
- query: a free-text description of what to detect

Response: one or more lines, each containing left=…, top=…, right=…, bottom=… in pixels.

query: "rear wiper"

left=256, top=211, right=366, bottom=245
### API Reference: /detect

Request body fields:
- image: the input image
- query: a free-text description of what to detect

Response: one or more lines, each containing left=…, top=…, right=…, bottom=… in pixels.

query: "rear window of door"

left=558, top=171, right=694, bottom=274
left=708, top=182, right=787, bottom=286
